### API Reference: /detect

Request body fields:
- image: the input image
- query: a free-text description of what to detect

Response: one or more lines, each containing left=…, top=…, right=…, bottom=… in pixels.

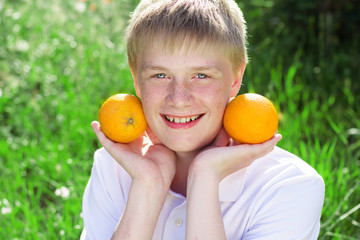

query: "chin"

left=167, top=145, right=198, bottom=153
left=163, top=138, right=211, bottom=153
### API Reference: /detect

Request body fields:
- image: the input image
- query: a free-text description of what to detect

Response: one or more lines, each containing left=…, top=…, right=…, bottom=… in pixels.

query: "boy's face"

left=133, top=40, right=244, bottom=152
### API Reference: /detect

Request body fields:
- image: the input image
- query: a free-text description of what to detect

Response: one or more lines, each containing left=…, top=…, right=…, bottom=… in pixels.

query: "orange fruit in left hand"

left=223, top=93, right=278, bottom=144
left=98, top=94, right=147, bottom=143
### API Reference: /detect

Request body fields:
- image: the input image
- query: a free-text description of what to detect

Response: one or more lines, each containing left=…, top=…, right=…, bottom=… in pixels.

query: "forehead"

left=137, top=37, right=232, bottom=71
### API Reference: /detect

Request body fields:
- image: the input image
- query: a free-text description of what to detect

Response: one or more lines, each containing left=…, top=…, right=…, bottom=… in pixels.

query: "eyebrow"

left=141, top=64, right=223, bottom=73
left=141, top=65, right=167, bottom=72
left=191, top=66, right=223, bottom=73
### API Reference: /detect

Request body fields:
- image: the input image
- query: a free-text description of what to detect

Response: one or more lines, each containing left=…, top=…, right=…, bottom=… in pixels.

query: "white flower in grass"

left=1, top=198, right=12, bottom=215
left=15, top=39, right=30, bottom=52
left=74, top=2, right=86, bottom=13
left=55, top=186, right=70, bottom=199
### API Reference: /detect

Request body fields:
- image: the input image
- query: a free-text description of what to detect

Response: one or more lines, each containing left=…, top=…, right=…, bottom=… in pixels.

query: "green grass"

left=1, top=0, right=359, bottom=239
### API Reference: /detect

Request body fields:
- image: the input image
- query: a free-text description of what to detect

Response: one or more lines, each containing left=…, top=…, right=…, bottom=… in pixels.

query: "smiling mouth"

left=164, top=114, right=204, bottom=123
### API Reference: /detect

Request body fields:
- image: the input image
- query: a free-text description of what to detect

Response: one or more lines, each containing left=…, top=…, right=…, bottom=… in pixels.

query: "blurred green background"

left=0, top=0, right=359, bottom=239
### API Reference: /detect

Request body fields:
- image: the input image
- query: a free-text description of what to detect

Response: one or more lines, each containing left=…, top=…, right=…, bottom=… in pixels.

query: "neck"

left=170, top=150, right=200, bottom=197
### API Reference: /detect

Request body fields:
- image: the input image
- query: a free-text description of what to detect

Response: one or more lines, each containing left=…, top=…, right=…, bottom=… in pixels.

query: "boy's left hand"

left=190, top=127, right=282, bottom=181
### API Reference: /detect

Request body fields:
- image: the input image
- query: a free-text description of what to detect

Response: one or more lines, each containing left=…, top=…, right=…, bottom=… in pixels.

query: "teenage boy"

left=81, top=0, right=325, bottom=239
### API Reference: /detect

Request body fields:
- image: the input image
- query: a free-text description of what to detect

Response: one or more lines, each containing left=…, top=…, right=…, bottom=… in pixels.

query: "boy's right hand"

left=91, top=121, right=176, bottom=239
left=91, top=121, right=176, bottom=189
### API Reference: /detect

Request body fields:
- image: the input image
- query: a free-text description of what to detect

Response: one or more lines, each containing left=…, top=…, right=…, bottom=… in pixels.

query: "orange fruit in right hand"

left=223, top=93, right=278, bottom=144
left=98, top=94, right=147, bottom=143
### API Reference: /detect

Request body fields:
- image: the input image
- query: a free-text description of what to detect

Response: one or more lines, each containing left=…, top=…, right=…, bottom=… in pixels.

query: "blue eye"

left=197, top=73, right=208, bottom=79
left=155, top=73, right=166, bottom=78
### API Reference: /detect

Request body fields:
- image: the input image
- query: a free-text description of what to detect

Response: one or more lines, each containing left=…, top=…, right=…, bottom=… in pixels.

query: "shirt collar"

left=167, top=168, right=247, bottom=202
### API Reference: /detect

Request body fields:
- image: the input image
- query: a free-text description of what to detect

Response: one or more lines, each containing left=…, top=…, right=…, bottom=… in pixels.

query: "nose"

left=166, top=79, right=193, bottom=108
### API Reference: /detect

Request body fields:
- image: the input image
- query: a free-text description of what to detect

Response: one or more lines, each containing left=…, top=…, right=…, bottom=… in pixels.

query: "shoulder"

left=89, top=147, right=132, bottom=196
left=82, top=148, right=131, bottom=239
left=220, top=146, right=324, bottom=203
left=247, top=146, right=324, bottom=186
left=242, top=146, right=325, bottom=218
left=92, top=148, right=129, bottom=176
left=93, top=147, right=116, bottom=167
left=240, top=147, right=325, bottom=239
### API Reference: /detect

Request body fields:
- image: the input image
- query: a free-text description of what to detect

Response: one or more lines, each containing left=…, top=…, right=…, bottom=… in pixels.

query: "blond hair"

left=126, top=0, right=248, bottom=72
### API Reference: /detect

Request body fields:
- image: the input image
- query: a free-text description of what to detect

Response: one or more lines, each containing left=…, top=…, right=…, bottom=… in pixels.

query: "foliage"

left=0, top=0, right=359, bottom=239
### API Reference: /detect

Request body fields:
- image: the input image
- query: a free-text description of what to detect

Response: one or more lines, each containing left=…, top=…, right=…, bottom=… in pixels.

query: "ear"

left=131, top=68, right=141, bottom=98
left=230, top=63, right=246, bottom=98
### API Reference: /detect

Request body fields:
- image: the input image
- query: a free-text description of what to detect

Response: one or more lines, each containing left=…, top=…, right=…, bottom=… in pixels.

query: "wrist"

left=132, top=177, right=171, bottom=197
left=187, top=161, right=221, bottom=198
left=187, top=162, right=221, bottom=207
left=189, top=158, right=222, bottom=184
left=114, top=177, right=169, bottom=240
left=186, top=159, right=226, bottom=240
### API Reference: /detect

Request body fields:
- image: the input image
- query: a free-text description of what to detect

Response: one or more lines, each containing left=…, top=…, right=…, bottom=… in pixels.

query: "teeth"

left=165, top=115, right=201, bottom=123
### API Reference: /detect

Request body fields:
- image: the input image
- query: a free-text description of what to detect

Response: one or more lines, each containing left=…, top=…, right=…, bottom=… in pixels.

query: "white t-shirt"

left=81, top=146, right=325, bottom=240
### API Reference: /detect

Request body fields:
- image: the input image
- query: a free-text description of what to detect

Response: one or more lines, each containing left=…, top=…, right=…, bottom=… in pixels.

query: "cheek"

left=138, top=85, right=165, bottom=117
left=194, top=83, right=231, bottom=108
left=139, top=82, right=163, bottom=101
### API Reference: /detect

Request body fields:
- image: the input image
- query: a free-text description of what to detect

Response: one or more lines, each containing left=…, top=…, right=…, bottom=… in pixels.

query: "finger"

left=92, top=120, right=144, bottom=152
left=91, top=121, right=145, bottom=174
left=262, top=133, right=282, bottom=150
left=91, top=121, right=114, bottom=147
left=250, top=133, right=282, bottom=158
left=91, top=121, right=127, bottom=156
left=267, top=133, right=282, bottom=152
left=91, top=120, right=104, bottom=142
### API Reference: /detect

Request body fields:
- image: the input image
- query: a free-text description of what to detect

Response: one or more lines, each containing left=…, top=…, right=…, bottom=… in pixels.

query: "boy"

left=81, top=0, right=325, bottom=239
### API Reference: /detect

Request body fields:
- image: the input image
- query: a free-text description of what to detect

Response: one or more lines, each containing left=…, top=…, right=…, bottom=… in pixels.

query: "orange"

left=98, top=94, right=147, bottom=143
left=223, top=93, right=278, bottom=144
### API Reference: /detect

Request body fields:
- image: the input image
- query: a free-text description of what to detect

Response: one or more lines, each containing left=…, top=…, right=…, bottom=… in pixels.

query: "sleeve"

left=243, top=174, right=325, bottom=240
left=81, top=148, right=132, bottom=240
